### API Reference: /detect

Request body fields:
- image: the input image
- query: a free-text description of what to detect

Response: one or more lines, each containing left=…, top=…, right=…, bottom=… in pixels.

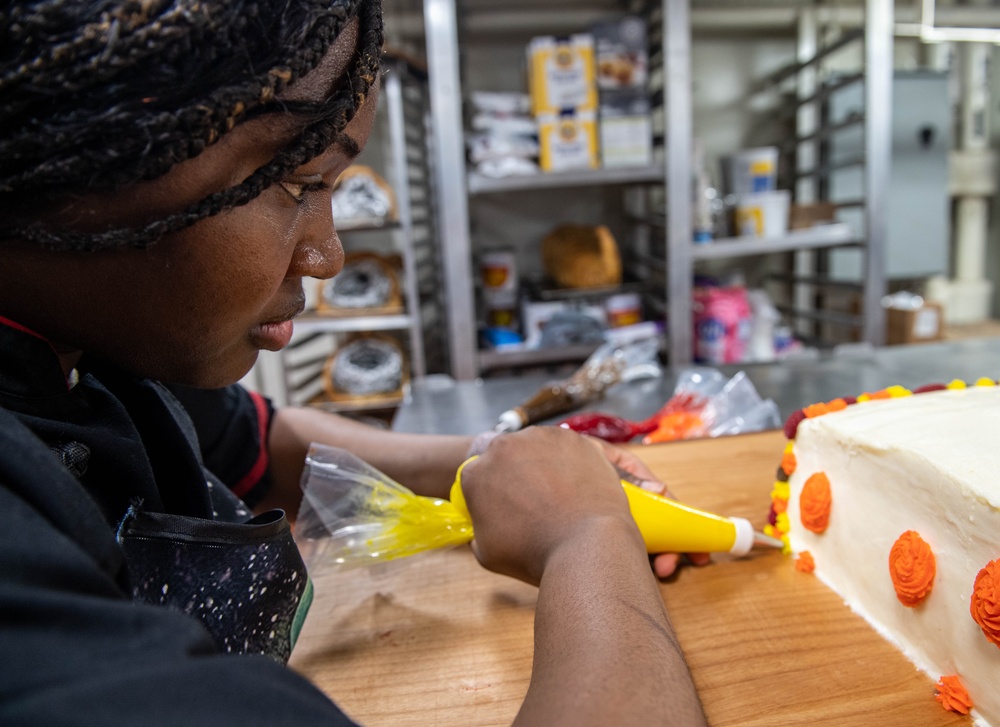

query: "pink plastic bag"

left=693, top=286, right=751, bottom=364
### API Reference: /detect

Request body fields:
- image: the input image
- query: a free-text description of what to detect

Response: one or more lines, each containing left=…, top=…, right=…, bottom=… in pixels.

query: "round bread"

left=322, top=334, right=406, bottom=400
left=331, top=164, right=397, bottom=221
left=541, top=224, right=622, bottom=289
left=316, top=251, right=400, bottom=312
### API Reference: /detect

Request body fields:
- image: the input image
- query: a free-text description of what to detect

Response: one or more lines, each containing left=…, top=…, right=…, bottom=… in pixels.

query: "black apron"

left=117, top=485, right=312, bottom=665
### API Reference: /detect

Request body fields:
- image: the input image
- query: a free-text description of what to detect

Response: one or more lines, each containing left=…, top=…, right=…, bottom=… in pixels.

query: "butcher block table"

left=290, top=430, right=969, bottom=726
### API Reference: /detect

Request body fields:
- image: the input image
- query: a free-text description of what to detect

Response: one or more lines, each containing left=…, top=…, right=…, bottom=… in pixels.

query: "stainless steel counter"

left=392, top=337, right=1000, bottom=435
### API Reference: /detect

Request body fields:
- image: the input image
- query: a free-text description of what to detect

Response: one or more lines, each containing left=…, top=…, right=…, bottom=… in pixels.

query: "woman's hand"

left=590, top=437, right=712, bottom=579
left=459, top=426, right=640, bottom=586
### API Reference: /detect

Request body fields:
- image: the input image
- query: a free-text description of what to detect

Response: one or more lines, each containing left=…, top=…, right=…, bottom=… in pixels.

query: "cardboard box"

left=538, top=111, right=599, bottom=171
left=599, top=90, right=651, bottom=168
left=887, top=303, right=944, bottom=345
left=592, top=16, right=648, bottom=91
left=528, top=34, right=597, bottom=116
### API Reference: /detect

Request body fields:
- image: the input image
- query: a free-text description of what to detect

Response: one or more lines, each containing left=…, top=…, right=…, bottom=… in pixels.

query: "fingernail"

left=639, top=480, right=661, bottom=492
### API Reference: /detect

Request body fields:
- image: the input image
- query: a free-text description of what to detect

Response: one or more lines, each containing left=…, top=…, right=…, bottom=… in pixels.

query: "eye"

left=278, top=175, right=328, bottom=204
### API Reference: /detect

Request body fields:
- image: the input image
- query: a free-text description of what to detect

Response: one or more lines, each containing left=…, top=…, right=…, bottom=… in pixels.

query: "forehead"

left=280, top=18, right=360, bottom=104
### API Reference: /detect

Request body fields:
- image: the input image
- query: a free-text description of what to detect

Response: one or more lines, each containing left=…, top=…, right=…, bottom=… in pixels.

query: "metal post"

left=384, top=65, right=426, bottom=379
left=862, top=0, right=892, bottom=346
left=423, top=0, right=478, bottom=380
left=794, top=4, right=819, bottom=341
left=665, top=0, right=693, bottom=368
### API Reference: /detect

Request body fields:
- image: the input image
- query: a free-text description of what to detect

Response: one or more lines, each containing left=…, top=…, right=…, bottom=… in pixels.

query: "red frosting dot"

left=784, top=409, right=807, bottom=439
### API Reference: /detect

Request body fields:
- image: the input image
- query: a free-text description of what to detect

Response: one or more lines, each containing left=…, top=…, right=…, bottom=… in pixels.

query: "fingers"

left=459, top=426, right=631, bottom=585
left=653, top=552, right=680, bottom=579
left=653, top=551, right=712, bottom=579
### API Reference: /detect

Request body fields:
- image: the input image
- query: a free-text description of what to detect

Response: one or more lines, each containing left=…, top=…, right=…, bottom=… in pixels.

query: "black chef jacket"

left=0, top=317, right=357, bottom=726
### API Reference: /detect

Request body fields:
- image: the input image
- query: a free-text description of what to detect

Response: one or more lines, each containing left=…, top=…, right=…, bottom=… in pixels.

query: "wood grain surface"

left=290, top=430, right=970, bottom=726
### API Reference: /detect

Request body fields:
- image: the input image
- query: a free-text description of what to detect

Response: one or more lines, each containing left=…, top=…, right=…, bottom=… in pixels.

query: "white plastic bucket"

left=735, top=190, right=791, bottom=238
left=725, top=146, right=779, bottom=196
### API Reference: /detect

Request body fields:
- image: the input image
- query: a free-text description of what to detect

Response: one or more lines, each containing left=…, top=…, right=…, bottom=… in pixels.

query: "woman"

left=0, top=1, right=706, bottom=725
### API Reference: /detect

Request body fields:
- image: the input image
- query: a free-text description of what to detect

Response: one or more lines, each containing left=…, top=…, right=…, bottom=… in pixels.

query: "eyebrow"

left=336, top=131, right=361, bottom=159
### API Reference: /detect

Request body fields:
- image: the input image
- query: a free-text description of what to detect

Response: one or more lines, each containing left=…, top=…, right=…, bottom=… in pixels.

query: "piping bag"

left=294, top=445, right=782, bottom=570
left=495, top=339, right=661, bottom=433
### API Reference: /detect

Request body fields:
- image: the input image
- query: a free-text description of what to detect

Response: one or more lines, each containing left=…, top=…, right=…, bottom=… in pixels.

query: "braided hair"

left=0, top=0, right=384, bottom=251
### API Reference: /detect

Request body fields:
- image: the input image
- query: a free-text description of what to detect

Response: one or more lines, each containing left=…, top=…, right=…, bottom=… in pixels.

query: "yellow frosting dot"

left=783, top=442, right=794, bottom=454
left=947, top=379, right=967, bottom=389
left=885, top=385, right=912, bottom=398
left=775, top=512, right=790, bottom=532
left=857, top=394, right=870, bottom=402
left=975, top=377, right=995, bottom=387
left=772, top=481, right=790, bottom=500
left=763, top=524, right=778, bottom=538
left=780, top=536, right=792, bottom=555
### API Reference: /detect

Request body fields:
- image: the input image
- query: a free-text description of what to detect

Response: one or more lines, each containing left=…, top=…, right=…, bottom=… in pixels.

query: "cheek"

left=146, top=206, right=298, bottom=331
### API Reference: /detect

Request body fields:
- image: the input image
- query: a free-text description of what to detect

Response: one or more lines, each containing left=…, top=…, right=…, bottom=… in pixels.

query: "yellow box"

left=538, top=112, right=599, bottom=172
left=528, top=34, right=597, bottom=116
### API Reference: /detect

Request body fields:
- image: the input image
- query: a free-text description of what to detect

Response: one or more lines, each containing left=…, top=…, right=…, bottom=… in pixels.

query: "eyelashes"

left=278, top=178, right=329, bottom=204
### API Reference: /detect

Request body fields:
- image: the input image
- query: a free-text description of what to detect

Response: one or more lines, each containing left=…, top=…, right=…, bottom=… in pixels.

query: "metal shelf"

left=423, top=0, right=892, bottom=376
left=691, top=224, right=859, bottom=261
left=337, top=217, right=401, bottom=232
left=478, top=343, right=602, bottom=373
left=754, top=28, right=864, bottom=90
left=294, top=313, right=415, bottom=334
left=305, top=391, right=407, bottom=413
left=467, top=165, right=663, bottom=195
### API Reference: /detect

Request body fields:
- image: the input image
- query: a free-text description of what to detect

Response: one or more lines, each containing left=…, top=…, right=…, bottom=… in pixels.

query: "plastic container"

left=605, top=293, right=643, bottom=328
left=480, top=249, right=518, bottom=330
left=734, top=190, right=791, bottom=238
left=724, top=146, right=778, bottom=195
left=692, top=286, right=751, bottom=364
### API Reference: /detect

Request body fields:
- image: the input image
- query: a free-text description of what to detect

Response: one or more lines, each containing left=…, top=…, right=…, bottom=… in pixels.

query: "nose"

left=287, top=199, right=344, bottom=280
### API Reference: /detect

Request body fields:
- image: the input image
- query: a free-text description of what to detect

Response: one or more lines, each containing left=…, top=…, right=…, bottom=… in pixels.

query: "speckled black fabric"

left=118, top=505, right=312, bottom=663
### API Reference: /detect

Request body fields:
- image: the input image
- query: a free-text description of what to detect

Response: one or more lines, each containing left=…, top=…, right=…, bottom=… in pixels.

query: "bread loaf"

left=541, top=224, right=622, bottom=289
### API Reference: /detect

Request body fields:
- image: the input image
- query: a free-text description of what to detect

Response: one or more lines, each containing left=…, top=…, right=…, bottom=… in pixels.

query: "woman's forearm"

left=516, top=517, right=707, bottom=727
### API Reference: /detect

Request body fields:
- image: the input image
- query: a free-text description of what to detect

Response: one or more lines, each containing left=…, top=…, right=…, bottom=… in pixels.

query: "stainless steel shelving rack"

left=423, top=0, right=892, bottom=379
left=763, top=6, right=891, bottom=348
left=253, top=58, right=446, bottom=409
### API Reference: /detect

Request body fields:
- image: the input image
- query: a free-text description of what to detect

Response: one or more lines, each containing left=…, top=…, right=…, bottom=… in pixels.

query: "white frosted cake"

left=767, top=382, right=1000, bottom=726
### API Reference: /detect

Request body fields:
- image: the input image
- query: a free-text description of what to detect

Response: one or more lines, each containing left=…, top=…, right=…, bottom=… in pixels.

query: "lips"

left=249, top=297, right=305, bottom=351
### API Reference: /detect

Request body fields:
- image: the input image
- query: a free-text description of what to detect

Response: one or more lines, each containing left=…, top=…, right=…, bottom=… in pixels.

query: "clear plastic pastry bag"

left=294, top=445, right=472, bottom=571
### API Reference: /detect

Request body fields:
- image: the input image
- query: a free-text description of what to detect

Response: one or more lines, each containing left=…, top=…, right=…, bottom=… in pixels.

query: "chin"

left=135, top=349, right=260, bottom=390
left=192, top=352, right=260, bottom=390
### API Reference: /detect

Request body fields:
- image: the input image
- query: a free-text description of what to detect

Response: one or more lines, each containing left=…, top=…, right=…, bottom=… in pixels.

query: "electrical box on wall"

left=828, top=71, right=951, bottom=280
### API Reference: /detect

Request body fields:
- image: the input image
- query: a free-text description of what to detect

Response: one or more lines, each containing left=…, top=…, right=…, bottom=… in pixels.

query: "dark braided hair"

left=0, top=0, right=384, bottom=250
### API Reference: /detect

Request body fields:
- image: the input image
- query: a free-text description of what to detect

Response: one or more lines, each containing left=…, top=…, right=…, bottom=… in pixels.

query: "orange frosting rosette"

left=795, top=551, right=815, bottom=573
left=935, top=675, right=972, bottom=715
left=799, top=472, right=831, bottom=534
left=970, top=558, right=1000, bottom=649
left=889, top=531, right=936, bottom=607
left=780, top=448, right=796, bottom=476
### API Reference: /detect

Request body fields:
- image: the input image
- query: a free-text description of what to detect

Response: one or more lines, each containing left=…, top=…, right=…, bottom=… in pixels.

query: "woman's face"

left=0, top=20, right=378, bottom=388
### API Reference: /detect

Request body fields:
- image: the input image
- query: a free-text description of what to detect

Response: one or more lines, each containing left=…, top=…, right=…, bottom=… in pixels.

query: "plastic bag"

left=643, top=368, right=779, bottom=443
left=294, top=445, right=472, bottom=570
left=559, top=367, right=780, bottom=444
left=294, top=445, right=778, bottom=569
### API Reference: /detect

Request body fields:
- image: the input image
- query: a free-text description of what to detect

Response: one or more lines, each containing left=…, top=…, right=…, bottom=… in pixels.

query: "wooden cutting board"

left=290, top=430, right=969, bottom=726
